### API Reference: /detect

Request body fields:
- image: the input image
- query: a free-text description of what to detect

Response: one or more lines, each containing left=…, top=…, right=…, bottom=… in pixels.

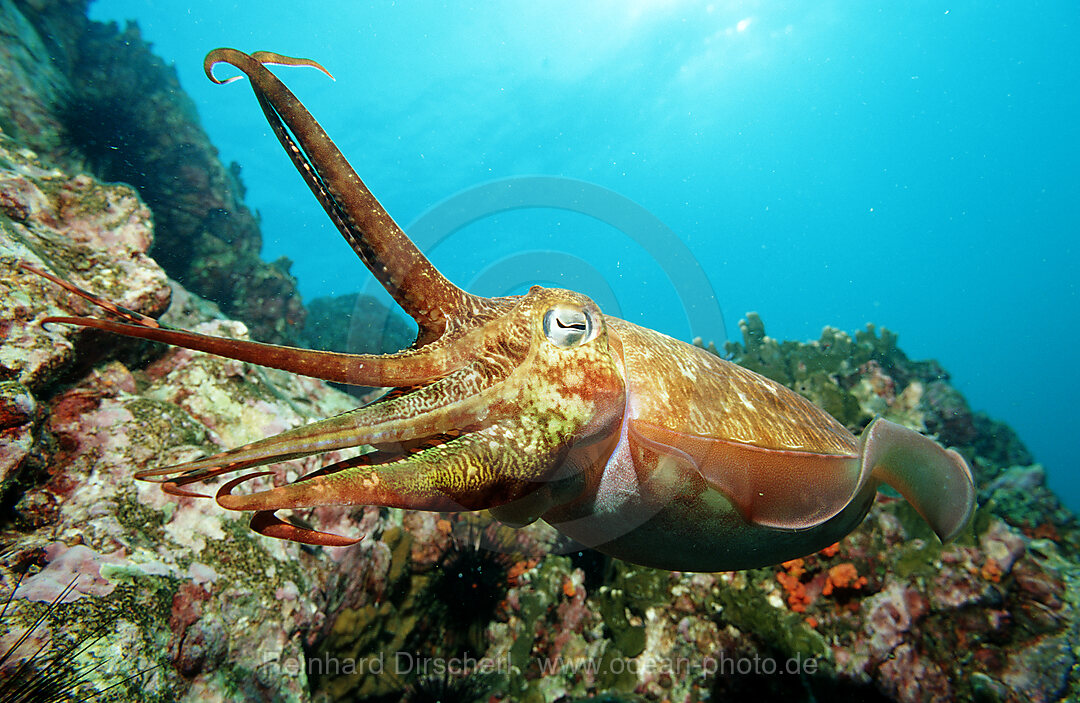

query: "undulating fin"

left=860, top=417, right=975, bottom=542
left=630, top=420, right=865, bottom=531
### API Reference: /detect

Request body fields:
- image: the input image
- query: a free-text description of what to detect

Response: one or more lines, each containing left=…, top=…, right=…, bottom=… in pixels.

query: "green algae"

left=314, top=526, right=433, bottom=701
left=201, top=516, right=309, bottom=598
left=714, top=570, right=830, bottom=665
left=596, top=561, right=669, bottom=659
left=720, top=313, right=908, bottom=429
left=110, top=486, right=168, bottom=548
left=892, top=539, right=945, bottom=581
left=122, top=396, right=208, bottom=454
left=793, top=370, right=866, bottom=426
left=725, top=314, right=898, bottom=386
left=594, top=645, right=640, bottom=695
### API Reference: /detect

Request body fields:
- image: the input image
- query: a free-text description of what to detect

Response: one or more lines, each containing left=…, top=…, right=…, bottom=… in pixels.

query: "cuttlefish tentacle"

left=204, top=47, right=474, bottom=343
left=21, top=262, right=468, bottom=387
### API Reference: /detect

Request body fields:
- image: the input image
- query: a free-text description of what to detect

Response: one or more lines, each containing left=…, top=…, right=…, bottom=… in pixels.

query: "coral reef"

left=0, top=130, right=368, bottom=700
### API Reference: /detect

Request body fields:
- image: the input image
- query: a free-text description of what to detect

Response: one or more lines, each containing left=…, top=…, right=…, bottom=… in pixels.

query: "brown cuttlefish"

left=24, top=49, right=974, bottom=571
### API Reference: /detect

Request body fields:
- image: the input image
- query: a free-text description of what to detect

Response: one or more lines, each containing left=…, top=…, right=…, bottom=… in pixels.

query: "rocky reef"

left=0, top=0, right=305, bottom=344
left=3, top=119, right=1078, bottom=701
left=0, top=129, right=358, bottom=700
left=1, top=3, right=1079, bottom=703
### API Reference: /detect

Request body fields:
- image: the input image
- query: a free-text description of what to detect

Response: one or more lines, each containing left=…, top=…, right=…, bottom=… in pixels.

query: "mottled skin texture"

left=25, top=49, right=975, bottom=570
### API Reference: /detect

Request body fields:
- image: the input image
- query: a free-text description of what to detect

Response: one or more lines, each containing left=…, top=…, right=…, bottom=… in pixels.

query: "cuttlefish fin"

left=204, top=48, right=474, bottom=345
left=649, top=415, right=973, bottom=541
left=860, top=417, right=975, bottom=542
left=631, top=421, right=866, bottom=531
left=21, top=262, right=451, bottom=387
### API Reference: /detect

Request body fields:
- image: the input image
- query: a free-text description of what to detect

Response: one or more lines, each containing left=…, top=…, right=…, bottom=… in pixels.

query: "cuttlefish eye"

left=542, top=305, right=595, bottom=348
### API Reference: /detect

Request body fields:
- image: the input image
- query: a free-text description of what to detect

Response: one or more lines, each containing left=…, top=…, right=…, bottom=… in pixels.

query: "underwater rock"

left=2, top=0, right=306, bottom=344
left=0, top=381, right=36, bottom=486
left=981, top=465, right=1079, bottom=554
left=3, top=160, right=1079, bottom=701
left=0, top=130, right=365, bottom=700
left=301, top=291, right=417, bottom=397
left=0, top=139, right=169, bottom=385
left=0, top=0, right=70, bottom=153
left=3, top=116, right=1078, bottom=703
left=301, top=292, right=416, bottom=357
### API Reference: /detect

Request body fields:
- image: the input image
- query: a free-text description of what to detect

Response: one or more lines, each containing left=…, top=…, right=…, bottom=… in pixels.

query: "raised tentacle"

left=204, top=48, right=474, bottom=343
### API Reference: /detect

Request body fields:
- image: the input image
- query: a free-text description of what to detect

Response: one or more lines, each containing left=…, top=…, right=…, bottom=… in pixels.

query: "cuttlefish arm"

left=21, top=263, right=451, bottom=387
left=19, top=49, right=625, bottom=547
left=27, top=247, right=625, bottom=546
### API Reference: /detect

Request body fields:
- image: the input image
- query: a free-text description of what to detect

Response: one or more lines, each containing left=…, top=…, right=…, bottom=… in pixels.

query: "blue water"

left=90, top=1, right=1079, bottom=509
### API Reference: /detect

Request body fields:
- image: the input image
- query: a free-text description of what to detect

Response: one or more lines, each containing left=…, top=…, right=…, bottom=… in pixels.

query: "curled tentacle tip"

left=163, top=482, right=212, bottom=499
left=204, top=48, right=335, bottom=84
left=204, top=48, right=244, bottom=84
left=216, top=470, right=276, bottom=506
left=251, top=511, right=360, bottom=548
left=250, top=51, right=335, bottom=81
left=204, top=66, right=244, bottom=85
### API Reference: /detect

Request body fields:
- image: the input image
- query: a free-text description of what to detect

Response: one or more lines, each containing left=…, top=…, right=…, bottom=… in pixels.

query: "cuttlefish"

left=25, top=49, right=974, bottom=571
